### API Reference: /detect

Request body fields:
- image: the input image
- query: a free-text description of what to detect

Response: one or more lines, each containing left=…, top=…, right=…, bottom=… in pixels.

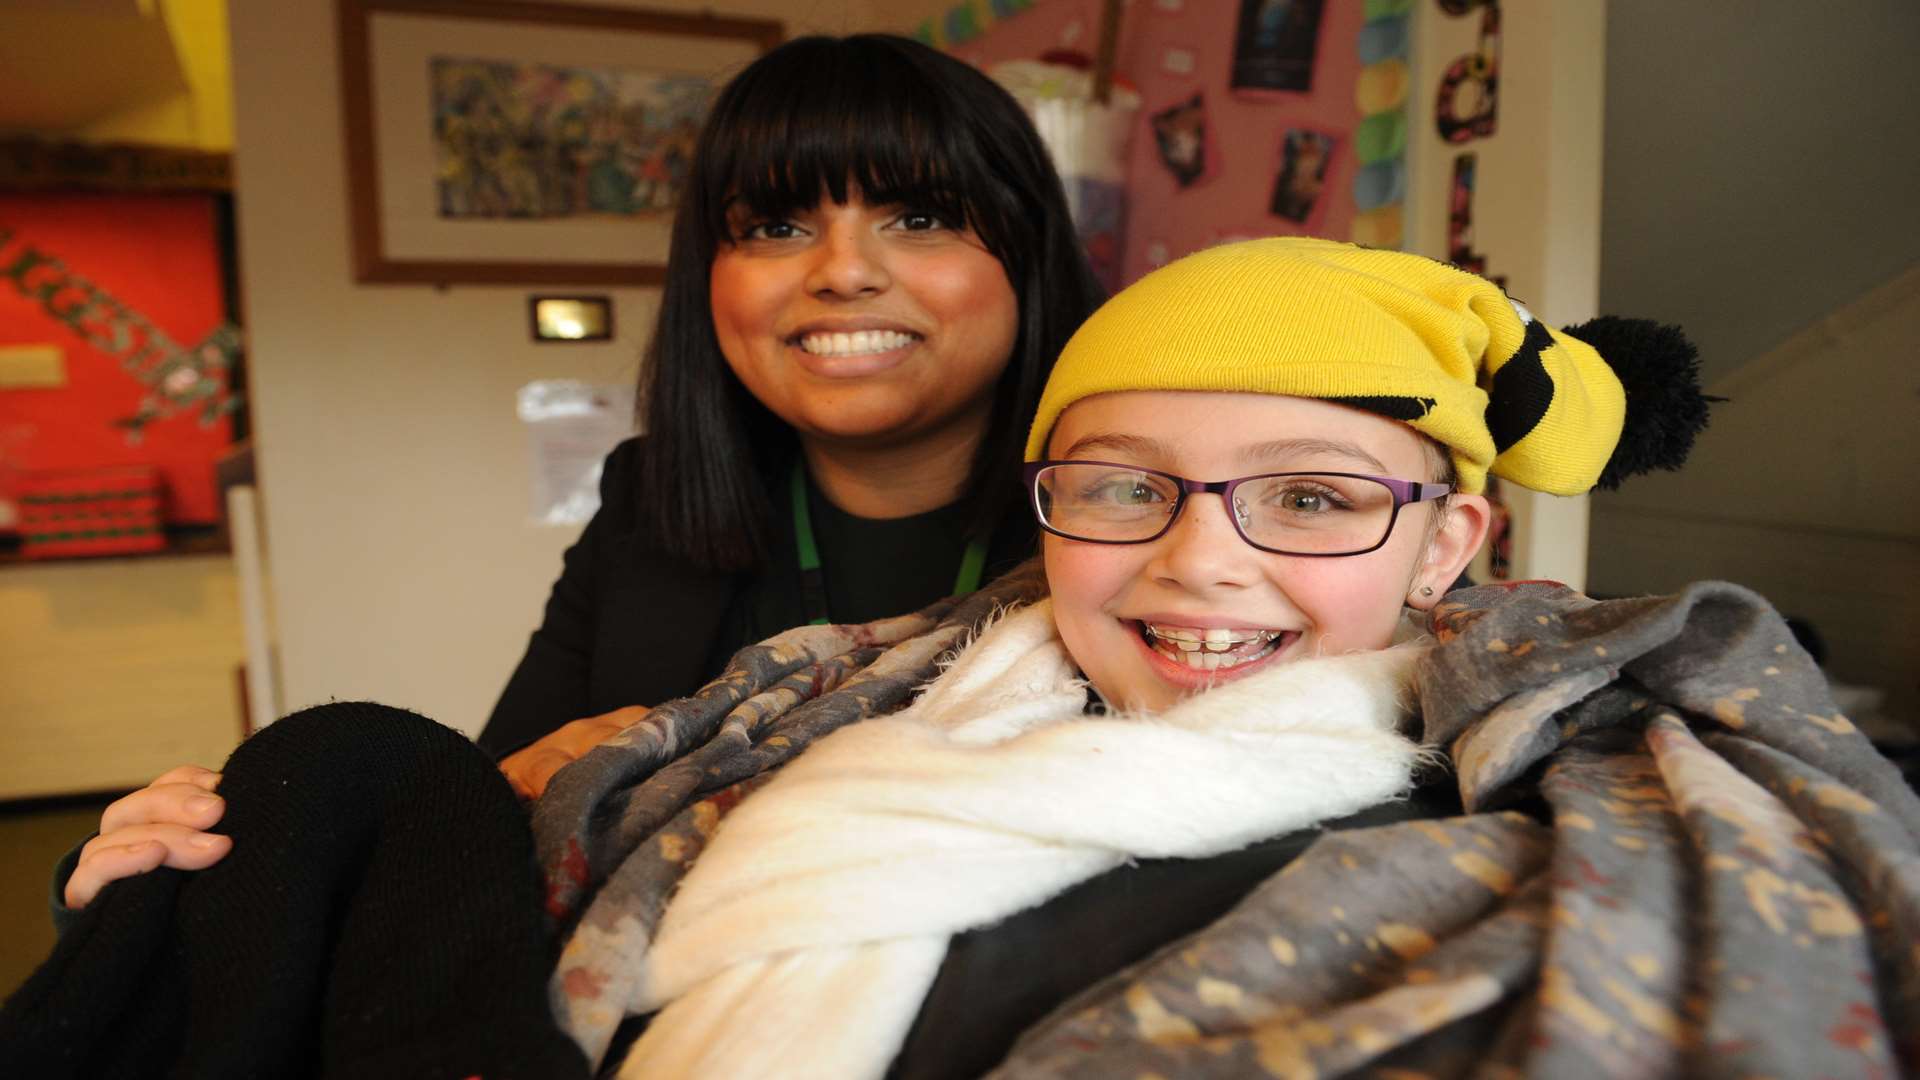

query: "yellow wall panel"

left=0, top=554, right=243, bottom=799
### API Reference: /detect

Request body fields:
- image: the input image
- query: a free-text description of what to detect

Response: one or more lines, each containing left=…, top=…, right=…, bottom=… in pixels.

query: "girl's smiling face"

left=1042, top=391, right=1489, bottom=713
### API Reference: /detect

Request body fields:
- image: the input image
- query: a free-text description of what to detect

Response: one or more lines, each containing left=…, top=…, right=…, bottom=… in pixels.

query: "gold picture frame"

left=337, top=0, right=780, bottom=285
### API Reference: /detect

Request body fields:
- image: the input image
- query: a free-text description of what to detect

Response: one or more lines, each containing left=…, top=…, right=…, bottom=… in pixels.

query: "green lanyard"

left=792, top=460, right=988, bottom=626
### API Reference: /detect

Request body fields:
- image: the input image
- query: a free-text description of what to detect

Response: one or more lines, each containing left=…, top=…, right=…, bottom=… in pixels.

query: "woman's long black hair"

left=633, top=34, right=1106, bottom=572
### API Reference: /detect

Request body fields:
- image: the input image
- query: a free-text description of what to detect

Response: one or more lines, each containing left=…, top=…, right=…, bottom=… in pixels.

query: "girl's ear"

left=1409, top=493, right=1491, bottom=609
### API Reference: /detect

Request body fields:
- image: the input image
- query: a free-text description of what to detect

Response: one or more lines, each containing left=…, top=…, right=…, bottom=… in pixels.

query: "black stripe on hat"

left=1328, top=395, right=1436, bottom=422
left=1486, top=317, right=1555, bottom=452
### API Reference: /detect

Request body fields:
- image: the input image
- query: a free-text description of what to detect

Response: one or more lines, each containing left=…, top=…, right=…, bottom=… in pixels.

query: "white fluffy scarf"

left=618, top=599, right=1425, bottom=1079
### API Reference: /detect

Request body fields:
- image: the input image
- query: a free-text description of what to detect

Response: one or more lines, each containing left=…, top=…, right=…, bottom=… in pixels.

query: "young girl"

left=544, top=237, right=1714, bottom=1077
left=1020, top=234, right=1625, bottom=712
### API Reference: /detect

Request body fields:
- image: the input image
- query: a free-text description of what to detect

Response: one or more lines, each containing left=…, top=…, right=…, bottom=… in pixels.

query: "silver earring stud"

left=1420, top=586, right=1434, bottom=597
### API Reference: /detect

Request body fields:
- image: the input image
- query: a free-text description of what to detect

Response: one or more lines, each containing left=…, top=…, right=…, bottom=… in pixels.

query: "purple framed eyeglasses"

left=1023, top=460, right=1453, bottom=557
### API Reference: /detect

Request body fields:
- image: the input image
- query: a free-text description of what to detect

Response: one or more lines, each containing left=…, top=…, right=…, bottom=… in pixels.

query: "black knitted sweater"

left=0, top=702, right=587, bottom=1080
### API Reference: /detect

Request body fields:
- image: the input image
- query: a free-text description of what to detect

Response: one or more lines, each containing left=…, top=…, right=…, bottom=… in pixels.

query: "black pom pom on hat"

left=1561, top=316, right=1715, bottom=490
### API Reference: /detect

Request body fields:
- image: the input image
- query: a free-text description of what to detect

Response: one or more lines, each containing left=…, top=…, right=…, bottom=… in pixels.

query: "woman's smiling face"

left=709, top=193, right=1019, bottom=452
left=1042, top=391, right=1487, bottom=713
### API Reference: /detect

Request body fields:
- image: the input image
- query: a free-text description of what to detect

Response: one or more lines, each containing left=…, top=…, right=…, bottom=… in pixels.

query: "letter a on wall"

left=1433, top=0, right=1499, bottom=143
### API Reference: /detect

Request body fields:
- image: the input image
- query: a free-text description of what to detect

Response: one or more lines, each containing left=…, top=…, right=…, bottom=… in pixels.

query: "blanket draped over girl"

left=533, top=573, right=1920, bottom=1079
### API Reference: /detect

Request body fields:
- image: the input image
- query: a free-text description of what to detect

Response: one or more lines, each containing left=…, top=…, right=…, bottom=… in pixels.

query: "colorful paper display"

left=1350, top=6, right=1410, bottom=247
left=917, top=0, right=1034, bottom=47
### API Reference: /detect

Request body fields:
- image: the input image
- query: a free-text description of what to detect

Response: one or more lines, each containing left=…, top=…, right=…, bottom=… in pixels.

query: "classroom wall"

left=227, top=0, right=877, bottom=735
left=929, top=0, right=1378, bottom=286
left=1590, top=1, right=1920, bottom=726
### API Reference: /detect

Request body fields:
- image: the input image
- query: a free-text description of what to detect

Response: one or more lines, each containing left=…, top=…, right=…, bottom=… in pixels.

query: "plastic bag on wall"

left=990, top=60, right=1140, bottom=292
left=517, top=380, right=637, bottom=526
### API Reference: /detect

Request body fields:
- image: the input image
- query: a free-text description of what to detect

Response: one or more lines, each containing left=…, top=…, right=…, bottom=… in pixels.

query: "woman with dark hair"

left=473, top=33, right=1105, bottom=796
left=53, top=31, right=1105, bottom=920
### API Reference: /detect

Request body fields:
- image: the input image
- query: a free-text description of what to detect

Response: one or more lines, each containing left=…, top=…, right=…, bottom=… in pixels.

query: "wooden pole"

left=1092, top=0, right=1123, bottom=104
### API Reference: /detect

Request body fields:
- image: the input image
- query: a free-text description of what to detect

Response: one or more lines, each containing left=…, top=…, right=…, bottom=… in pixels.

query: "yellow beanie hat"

left=1025, top=237, right=1632, bottom=496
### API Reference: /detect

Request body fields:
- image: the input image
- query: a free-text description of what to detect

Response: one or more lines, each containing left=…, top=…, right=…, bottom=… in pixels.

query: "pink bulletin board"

left=0, top=193, right=236, bottom=527
left=950, top=0, right=1372, bottom=287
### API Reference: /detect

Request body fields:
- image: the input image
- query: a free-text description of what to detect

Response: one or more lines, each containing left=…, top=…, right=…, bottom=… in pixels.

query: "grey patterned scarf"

left=534, top=576, right=1920, bottom=1078
left=994, top=581, right=1920, bottom=1078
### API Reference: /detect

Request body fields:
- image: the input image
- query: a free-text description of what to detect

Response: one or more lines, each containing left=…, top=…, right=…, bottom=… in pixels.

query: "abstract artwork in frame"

left=338, top=0, right=781, bottom=285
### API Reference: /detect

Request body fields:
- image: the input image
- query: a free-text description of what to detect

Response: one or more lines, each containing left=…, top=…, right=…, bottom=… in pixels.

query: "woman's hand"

left=499, top=705, right=650, bottom=801
left=65, top=764, right=231, bottom=910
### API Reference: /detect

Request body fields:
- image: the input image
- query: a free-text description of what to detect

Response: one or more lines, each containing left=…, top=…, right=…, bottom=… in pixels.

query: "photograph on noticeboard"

left=1270, top=128, right=1336, bottom=223
left=1230, top=0, right=1326, bottom=94
left=1149, top=92, right=1213, bottom=188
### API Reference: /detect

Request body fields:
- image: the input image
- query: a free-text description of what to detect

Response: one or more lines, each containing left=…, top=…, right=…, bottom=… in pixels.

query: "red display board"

left=17, top=464, right=166, bottom=558
left=0, top=192, right=234, bottom=528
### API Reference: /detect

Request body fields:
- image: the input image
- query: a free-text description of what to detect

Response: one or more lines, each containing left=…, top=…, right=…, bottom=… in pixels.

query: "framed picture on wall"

left=337, top=0, right=782, bottom=285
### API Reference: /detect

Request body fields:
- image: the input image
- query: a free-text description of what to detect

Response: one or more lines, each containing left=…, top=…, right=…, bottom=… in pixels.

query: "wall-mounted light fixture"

left=529, top=295, right=613, bottom=342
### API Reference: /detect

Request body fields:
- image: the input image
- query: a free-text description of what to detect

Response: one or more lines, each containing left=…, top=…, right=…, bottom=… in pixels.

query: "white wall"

left=228, top=0, right=876, bottom=734
left=1588, top=265, right=1920, bottom=719
left=1601, top=0, right=1920, bottom=385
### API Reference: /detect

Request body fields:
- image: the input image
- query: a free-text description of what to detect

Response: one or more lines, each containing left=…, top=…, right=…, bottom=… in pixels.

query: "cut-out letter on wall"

left=1447, top=153, right=1499, bottom=285
left=1433, top=0, right=1499, bottom=143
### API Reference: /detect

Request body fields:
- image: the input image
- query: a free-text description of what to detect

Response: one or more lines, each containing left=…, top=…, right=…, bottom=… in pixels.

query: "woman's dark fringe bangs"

left=692, top=41, right=1026, bottom=277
